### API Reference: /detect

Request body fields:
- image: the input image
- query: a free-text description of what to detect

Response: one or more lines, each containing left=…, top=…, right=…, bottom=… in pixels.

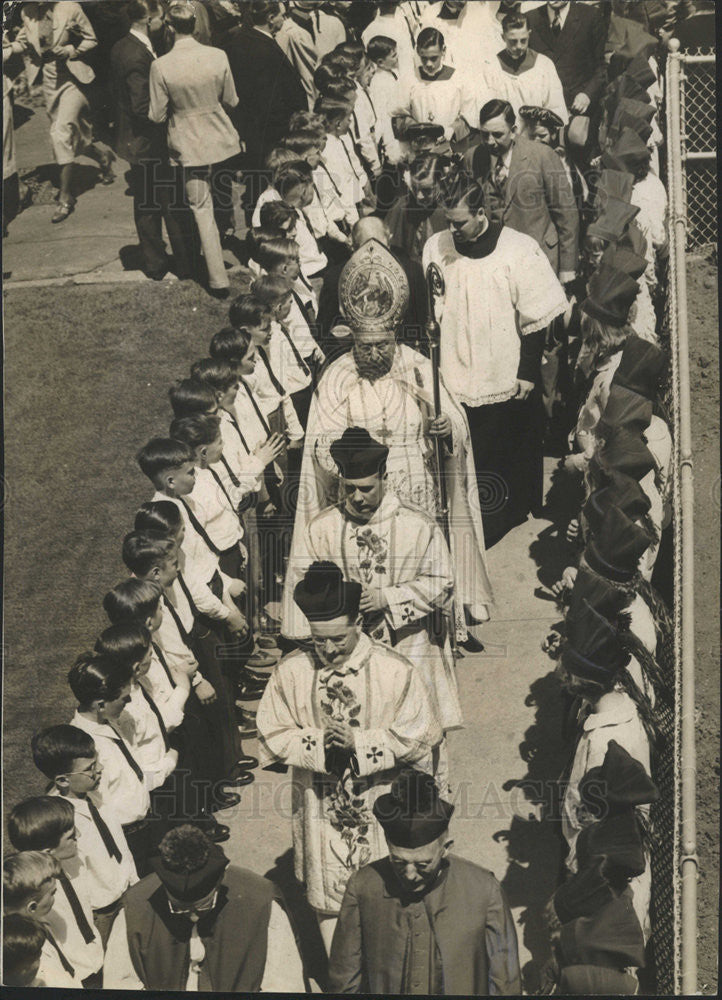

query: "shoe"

left=460, top=632, right=485, bottom=653
left=256, top=634, right=280, bottom=650
left=246, top=650, right=278, bottom=669
left=208, top=286, right=230, bottom=300
left=146, top=269, right=168, bottom=282
left=223, top=771, right=255, bottom=788
left=235, top=683, right=263, bottom=703
left=207, top=822, right=231, bottom=843
left=236, top=708, right=257, bottom=738
left=51, top=199, right=75, bottom=224
left=234, top=754, right=259, bottom=771
left=210, top=791, right=242, bottom=812
left=241, top=664, right=272, bottom=684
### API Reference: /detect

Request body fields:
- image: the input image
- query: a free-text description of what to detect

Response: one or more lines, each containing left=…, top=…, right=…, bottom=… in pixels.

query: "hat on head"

left=596, top=384, right=654, bottom=438
left=575, top=812, right=647, bottom=883
left=583, top=470, right=652, bottom=537
left=373, top=767, right=454, bottom=848
left=616, top=218, right=648, bottom=258
left=578, top=740, right=660, bottom=817
left=609, top=110, right=653, bottom=145
left=564, top=115, right=591, bottom=153
left=587, top=198, right=641, bottom=244
left=593, top=168, right=635, bottom=210
left=617, top=97, right=657, bottom=125
left=608, top=23, right=658, bottom=75
left=563, top=598, right=631, bottom=685
left=600, top=244, right=647, bottom=281
left=567, top=566, right=629, bottom=624
left=293, top=561, right=362, bottom=621
left=583, top=504, right=654, bottom=584
left=404, top=122, right=446, bottom=144
left=552, top=858, right=617, bottom=925
left=152, top=826, right=229, bottom=903
left=559, top=965, right=640, bottom=995
left=339, top=239, right=409, bottom=334
left=581, top=264, right=640, bottom=327
left=603, top=127, right=652, bottom=175
left=519, top=105, right=564, bottom=131
left=590, top=427, right=656, bottom=482
left=559, top=891, right=646, bottom=970
left=610, top=74, right=653, bottom=108
left=612, top=335, right=666, bottom=401
left=625, top=53, right=657, bottom=91
left=330, top=426, right=389, bottom=479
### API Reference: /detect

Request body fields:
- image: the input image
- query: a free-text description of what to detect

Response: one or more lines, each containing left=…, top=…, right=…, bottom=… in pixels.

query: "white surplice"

left=256, top=633, right=443, bottom=913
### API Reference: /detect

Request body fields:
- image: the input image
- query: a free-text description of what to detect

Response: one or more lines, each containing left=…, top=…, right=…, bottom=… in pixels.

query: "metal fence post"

left=666, top=37, right=698, bottom=997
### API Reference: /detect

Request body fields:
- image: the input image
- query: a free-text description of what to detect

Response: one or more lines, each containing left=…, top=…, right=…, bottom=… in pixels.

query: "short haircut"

left=3, top=852, right=60, bottom=911
left=158, top=823, right=212, bottom=873
left=95, top=620, right=152, bottom=668
left=335, top=41, right=365, bottom=72
left=137, top=437, right=194, bottom=482
left=251, top=272, right=293, bottom=307
left=228, top=294, right=271, bottom=331
left=190, top=357, right=237, bottom=394
left=103, top=578, right=165, bottom=625
left=442, top=171, right=486, bottom=213
left=367, top=35, right=397, bottom=63
left=318, top=76, right=356, bottom=101
left=410, top=152, right=454, bottom=184
left=169, top=378, right=217, bottom=418
left=167, top=1, right=195, bottom=33
left=288, top=109, right=326, bottom=132
left=134, top=500, right=182, bottom=536
left=314, top=96, right=353, bottom=127
left=67, top=652, right=134, bottom=708
left=275, top=162, right=313, bottom=200
left=122, top=530, right=176, bottom=576
left=31, top=725, right=96, bottom=781
left=281, top=129, right=326, bottom=156
left=264, top=145, right=298, bottom=179
left=479, top=97, right=516, bottom=127
left=417, top=26, right=445, bottom=50
left=2, top=913, right=47, bottom=986
left=258, top=200, right=298, bottom=232
left=8, top=797, right=75, bottom=853
left=169, top=412, right=221, bottom=450
left=209, top=326, right=252, bottom=364
left=323, top=48, right=359, bottom=74
left=250, top=0, right=280, bottom=26
left=314, top=61, right=345, bottom=94
left=251, top=235, right=299, bottom=272
left=502, top=11, right=528, bottom=33
left=127, top=0, right=153, bottom=21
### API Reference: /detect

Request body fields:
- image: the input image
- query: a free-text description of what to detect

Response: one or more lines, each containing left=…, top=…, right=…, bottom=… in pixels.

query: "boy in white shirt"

left=275, top=160, right=329, bottom=279
left=367, top=35, right=405, bottom=166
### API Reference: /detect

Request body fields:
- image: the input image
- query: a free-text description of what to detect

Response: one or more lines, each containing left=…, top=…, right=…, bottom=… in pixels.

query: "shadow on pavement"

left=264, top=848, right=328, bottom=989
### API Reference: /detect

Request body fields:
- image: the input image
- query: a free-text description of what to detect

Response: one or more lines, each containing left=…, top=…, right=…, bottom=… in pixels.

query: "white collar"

left=583, top=693, right=636, bottom=731
left=129, top=27, right=155, bottom=57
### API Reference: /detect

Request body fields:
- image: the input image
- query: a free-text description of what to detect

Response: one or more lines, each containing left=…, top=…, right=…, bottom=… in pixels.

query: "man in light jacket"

left=149, top=0, right=240, bottom=297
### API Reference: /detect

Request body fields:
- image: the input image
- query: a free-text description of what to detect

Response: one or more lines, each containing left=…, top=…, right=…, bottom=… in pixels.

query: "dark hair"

left=169, top=413, right=221, bottom=450
left=251, top=235, right=300, bottom=271
left=264, top=145, right=298, bottom=178
left=103, top=578, right=164, bottom=624
left=2, top=913, right=47, bottom=986
left=288, top=109, right=326, bottom=132
left=258, top=200, right=298, bottom=233
left=367, top=35, right=397, bottom=63
left=137, top=437, right=195, bottom=481
left=416, top=26, right=444, bottom=50
left=122, top=530, right=176, bottom=576
left=168, top=1, right=195, bottom=33
left=134, top=500, right=182, bottom=536
left=501, top=11, right=528, bottom=33
left=95, top=621, right=152, bottom=668
left=3, top=852, right=61, bottom=911
left=313, top=61, right=346, bottom=93
left=190, top=358, right=237, bottom=394
left=127, top=0, right=153, bottom=22
left=275, top=162, right=313, bottom=200
left=31, top=725, right=96, bottom=780
left=410, top=152, right=454, bottom=185
left=168, top=379, right=217, bottom=419
left=8, top=797, right=75, bottom=852
left=479, top=97, right=516, bottom=127
left=250, top=0, right=281, bottom=26
left=209, top=326, right=252, bottom=364
left=158, top=824, right=212, bottom=873
left=324, top=47, right=361, bottom=74
left=228, top=294, right=271, bottom=330
left=314, top=96, right=353, bottom=127
left=281, top=129, right=326, bottom=155
left=251, top=273, right=293, bottom=306
left=319, top=76, right=357, bottom=102
left=441, top=171, right=486, bottom=213
left=67, top=652, right=133, bottom=709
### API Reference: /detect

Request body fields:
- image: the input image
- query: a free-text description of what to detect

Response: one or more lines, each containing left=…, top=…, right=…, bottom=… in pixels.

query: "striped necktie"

left=57, top=870, right=96, bottom=945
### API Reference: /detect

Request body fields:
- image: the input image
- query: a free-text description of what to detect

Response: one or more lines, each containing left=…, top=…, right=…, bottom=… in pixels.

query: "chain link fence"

left=678, top=49, right=717, bottom=250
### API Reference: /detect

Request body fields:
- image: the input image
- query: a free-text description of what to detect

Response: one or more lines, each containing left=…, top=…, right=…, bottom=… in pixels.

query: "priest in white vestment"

left=257, top=561, right=443, bottom=953
left=281, top=238, right=493, bottom=641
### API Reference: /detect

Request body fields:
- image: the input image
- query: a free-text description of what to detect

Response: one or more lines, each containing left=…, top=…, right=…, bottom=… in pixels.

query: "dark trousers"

left=192, top=622, right=242, bottom=779
left=92, top=897, right=123, bottom=949
left=464, top=392, right=544, bottom=548
left=122, top=817, right=157, bottom=878
left=129, top=159, right=193, bottom=278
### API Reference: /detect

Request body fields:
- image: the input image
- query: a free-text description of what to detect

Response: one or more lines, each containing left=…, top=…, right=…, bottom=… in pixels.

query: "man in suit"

left=464, top=99, right=579, bottom=284
left=110, top=0, right=193, bottom=281
left=225, top=0, right=308, bottom=212
left=149, top=0, right=241, bottom=297
left=526, top=1, right=607, bottom=117
left=328, top=768, right=521, bottom=995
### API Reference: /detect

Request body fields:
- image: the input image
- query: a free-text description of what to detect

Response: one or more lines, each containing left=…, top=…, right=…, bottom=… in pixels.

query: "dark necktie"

left=163, top=592, right=194, bottom=648
left=292, top=289, right=317, bottom=331
left=239, top=378, right=272, bottom=436
left=86, top=796, right=123, bottom=863
left=318, top=160, right=342, bottom=199
left=257, top=346, right=287, bottom=396
left=152, top=641, right=177, bottom=689
left=221, top=454, right=242, bottom=487
left=552, top=10, right=562, bottom=37
left=57, top=871, right=96, bottom=945
left=224, top=413, right=250, bottom=456
left=139, top=683, right=170, bottom=752
left=209, top=465, right=241, bottom=517
left=104, top=723, right=144, bottom=783
left=177, top=571, right=201, bottom=620
left=279, top=321, right=311, bottom=376
left=44, top=927, right=75, bottom=977
left=179, top=498, right=223, bottom=556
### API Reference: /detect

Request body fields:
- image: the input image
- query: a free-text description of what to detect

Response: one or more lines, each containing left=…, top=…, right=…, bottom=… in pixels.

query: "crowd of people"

left=1, top=0, right=699, bottom=994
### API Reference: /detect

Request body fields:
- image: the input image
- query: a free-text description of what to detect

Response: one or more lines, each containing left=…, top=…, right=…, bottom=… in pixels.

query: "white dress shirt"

left=185, top=467, right=244, bottom=552
left=268, top=320, right=312, bottom=397
left=140, top=646, right=189, bottom=731
left=70, top=712, right=150, bottom=825
left=44, top=874, right=104, bottom=983
left=294, top=206, right=328, bottom=278
left=118, top=683, right=177, bottom=791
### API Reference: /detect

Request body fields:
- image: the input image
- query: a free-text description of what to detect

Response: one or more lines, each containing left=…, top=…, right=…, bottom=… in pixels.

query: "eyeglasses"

left=65, top=762, right=101, bottom=778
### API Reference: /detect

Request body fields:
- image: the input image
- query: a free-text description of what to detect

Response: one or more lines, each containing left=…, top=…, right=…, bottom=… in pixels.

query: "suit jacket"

left=110, top=33, right=165, bottom=164
left=148, top=35, right=240, bottom=167
left=464, top=134, right=579, bottom=276
left=527, top=2, right=607, bottom=110
left=13, top=1, right=96, bottom=87
left=224, top=24, right=307, bottom=169
left=328, top=855, right=521, bottom=995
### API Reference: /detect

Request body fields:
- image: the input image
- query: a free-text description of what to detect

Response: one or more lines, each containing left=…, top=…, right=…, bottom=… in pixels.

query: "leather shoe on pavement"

left=235, top=754, right=259, bottom=771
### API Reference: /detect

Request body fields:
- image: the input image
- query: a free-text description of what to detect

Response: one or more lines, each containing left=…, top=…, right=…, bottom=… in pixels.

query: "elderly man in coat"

left=328, top=767, right=521, bottom=994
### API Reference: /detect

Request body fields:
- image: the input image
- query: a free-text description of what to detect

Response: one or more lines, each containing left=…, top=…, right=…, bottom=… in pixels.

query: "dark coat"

left=527, top=2, right=607, bottom=110
left=327, top=854, right=521, bottom=995
left=464, top=134, right=580, bottom=276
left=109, top=32, right=165, bottom=164
left=224, top=24, right=307, bottom=170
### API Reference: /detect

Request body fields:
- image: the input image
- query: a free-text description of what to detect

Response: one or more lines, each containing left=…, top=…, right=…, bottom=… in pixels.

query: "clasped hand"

left=426, top=413, right=452, bottom=437
left=324, top=718, right=355, bottom=751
